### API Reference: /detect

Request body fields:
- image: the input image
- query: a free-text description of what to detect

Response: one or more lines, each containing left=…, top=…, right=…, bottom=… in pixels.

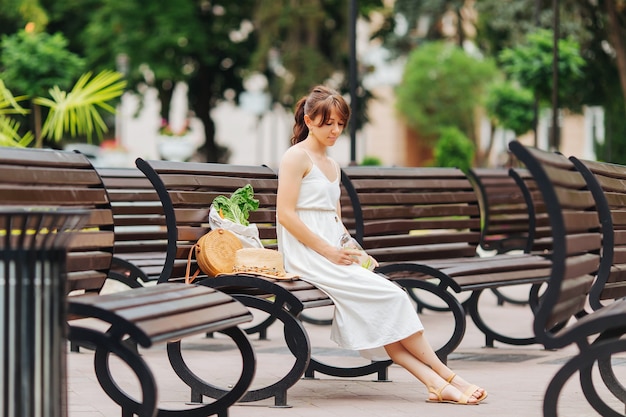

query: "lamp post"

left=551, top=0, right=560, bottom=150
left=349, top=0, right=358, bottom=165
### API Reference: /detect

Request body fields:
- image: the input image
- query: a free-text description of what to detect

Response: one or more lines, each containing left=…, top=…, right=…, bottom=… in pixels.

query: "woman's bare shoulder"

left=280, top=145, right=311, bottom=176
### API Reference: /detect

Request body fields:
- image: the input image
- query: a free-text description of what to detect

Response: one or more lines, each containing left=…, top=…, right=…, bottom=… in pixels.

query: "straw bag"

left=185, top=228, right=243, bottom=284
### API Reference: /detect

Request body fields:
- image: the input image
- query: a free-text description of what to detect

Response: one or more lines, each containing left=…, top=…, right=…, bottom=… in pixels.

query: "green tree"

left=475, top=0, right=626, bottom=162
left=250, top=0, right=384, bottom=131
left=499, top=29, right=585, bottom=109
left=433, top=126, right=474, bottom=172
left=70, top=0, right=258, bottom=162
left=379, top=0, right=626, bottom=162
left=0, top=0, right=48, bottom=37
left=396, top=41, right=497, bottom=144
left=373, top=0, right=470, bottom=55
left=486, top=82, right=535, bottom=137
left=1, top=29, right=83, bottom=146
left=483, top=81, right=534, bottom=165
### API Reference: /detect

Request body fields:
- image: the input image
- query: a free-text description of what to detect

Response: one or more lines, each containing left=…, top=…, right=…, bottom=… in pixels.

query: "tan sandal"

left=426, top=382, right=479, bottom=405
left=447, top=373, right=488, bottom=403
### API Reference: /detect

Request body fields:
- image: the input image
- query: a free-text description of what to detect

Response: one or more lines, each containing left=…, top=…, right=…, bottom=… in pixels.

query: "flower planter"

left=157, top=135, right=198, bottom=162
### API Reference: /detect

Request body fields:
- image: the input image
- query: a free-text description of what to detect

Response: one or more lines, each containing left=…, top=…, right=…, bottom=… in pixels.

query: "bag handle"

left=185, top=244, right=201, bottom=284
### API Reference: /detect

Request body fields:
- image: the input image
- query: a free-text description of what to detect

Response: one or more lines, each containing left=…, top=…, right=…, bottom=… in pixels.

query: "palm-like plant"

left=0, top=80, right=33, bottom=147
left=1, top=29, right=126, bottom=148
left=0, top=70, right=125, bottom=148
left=34, top=70, right=126, bottom=144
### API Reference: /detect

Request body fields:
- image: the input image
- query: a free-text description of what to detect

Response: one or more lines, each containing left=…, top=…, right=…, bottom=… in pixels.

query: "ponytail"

left=291, top=96, right=308, bottom=145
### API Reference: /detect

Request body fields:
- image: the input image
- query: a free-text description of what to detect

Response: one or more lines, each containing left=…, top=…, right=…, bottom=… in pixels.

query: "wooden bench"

left=136, top=157, right=420, bottom=408
left=568, top=157, right=626, bottom=311
left=467, top=167, right=551, bottom=306
left=0, top=146, right=256, bottom=417
left=467, top=167, right=538, bottom=254
left=507, top=141, right=626, bottom=417
left=96, top=167, right=167, bottom=288
left=340, top=165, right=555, bottom=353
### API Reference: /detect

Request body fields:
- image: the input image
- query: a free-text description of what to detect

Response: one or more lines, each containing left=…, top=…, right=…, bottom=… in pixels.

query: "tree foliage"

left=0, top=28, right=125, bottom=147
left=1, top=29, right=84, bottom=97
left=499, top=29, right=585, bottom=109
left=66, top=0, right=258, bottom=162
left=433, top=126, right=474, bottom=172
left=250, top=0, right=384, bottom=132
left=396, top=41, right=497, bottom=142
left=485, top=82, right=535, bottom=137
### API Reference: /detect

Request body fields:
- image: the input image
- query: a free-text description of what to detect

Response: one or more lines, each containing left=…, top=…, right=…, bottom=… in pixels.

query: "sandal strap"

left=459, top=384, right=481, bottom=404
left=428, top=382, right=451, bottom=401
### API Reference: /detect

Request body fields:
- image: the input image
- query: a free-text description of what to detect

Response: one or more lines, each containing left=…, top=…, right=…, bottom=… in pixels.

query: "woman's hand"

left=326, top=246, right=364, bottom=266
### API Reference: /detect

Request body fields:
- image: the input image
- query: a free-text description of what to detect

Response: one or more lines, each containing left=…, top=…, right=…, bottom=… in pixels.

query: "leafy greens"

left=211, top=184, right=259, bottom=226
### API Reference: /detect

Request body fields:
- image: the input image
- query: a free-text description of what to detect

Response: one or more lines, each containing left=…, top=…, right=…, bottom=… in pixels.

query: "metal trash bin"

left=0, top=208, right=88, bottom=417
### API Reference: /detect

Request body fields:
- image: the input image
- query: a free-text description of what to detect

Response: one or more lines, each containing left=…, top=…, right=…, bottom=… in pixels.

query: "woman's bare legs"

left=384, top=331, right=486, bottom=402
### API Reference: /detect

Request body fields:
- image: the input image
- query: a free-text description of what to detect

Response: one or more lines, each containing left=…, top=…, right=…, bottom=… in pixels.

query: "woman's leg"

left=395, top=331, right=486, bottom=400
left=384, top=339, right=478, bottom=403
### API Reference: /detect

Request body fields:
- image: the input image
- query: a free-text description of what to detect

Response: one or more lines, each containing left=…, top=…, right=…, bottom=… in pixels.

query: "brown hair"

left=290, top=85, right=351, bottom=145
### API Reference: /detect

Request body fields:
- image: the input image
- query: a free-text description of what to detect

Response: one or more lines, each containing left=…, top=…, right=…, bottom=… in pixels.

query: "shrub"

left=433, top=127, right=475, bottom=172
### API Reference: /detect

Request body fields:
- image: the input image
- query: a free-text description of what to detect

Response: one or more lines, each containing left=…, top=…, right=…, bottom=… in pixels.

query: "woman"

left=276, top=85, right=487, bottom=405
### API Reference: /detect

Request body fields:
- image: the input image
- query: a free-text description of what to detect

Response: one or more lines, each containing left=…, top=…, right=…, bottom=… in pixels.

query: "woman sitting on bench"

left=276, top=85, right=488, bottom=406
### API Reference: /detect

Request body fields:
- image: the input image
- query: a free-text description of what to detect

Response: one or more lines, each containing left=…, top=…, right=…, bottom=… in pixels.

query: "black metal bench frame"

left=533, top=151, right=626, bottom=417
left=509, top=141, right=626, bottom=417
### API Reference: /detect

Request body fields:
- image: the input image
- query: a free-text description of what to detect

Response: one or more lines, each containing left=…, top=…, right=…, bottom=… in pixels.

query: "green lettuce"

left=212, top=184, right=259, bottom=226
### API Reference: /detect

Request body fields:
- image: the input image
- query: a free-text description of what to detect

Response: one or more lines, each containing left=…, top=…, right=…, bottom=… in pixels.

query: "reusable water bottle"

left=339, top=232, right=376, bottom=271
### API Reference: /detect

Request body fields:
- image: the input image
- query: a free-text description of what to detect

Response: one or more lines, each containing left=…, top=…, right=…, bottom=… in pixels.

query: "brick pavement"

left=67, top=286, right=625, bottom=417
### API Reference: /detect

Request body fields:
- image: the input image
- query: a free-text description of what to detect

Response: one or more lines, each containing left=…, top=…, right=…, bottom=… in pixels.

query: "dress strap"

left=330, top=157, right=340, bottom=181
left=301, top=149, right=315, bottom=164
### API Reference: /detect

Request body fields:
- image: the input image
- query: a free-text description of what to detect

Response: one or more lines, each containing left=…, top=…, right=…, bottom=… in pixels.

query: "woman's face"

left=306, top=108, right=345, bottom=147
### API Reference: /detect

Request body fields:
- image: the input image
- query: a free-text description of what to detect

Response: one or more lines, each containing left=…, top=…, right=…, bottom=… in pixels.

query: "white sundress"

left=277, top=154, right=424, bottom=360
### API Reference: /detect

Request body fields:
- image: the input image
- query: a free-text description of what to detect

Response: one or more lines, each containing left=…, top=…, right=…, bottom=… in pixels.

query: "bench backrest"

left=340, top=166, right=481, bottom=263
left=568, top=157, right=626, bottom=309
left=467, top=167, right=535, bottom=253
left=508, top=141, right=606, bottom=349
left=508, top=168, right=552, bottom=253
left=465, top=167, right=552, bottom=255
left=135, top=158, right=279, bottom=283
left=96, top=167, right=166, bottom=283
left=0, top=147, right=114, bottom=293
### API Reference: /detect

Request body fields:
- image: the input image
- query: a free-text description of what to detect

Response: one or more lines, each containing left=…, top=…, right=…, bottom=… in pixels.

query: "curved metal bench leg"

left=68, top=325, right=158, bottom=417
left=596, top=331, right=626, bottom=404
left=491, top=287, right=530, bottom=306
left=166, top=326, right=256, bottom=417
left=397, top=278, right=466, bottom=364
left=299, top=312, right=333, bottom=326
left=373, top=265, right=467, bottom=364
left=467, top=288, right=536, bottom=348
left=241, top=314, right=276, bottom=340
left=402, top=282, right=471, bottom=313
left=544, top=338, right=626, bottom=417
left=302, top=341, right=392, bottom=382
left=198, top=294, right=310, bottom=408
